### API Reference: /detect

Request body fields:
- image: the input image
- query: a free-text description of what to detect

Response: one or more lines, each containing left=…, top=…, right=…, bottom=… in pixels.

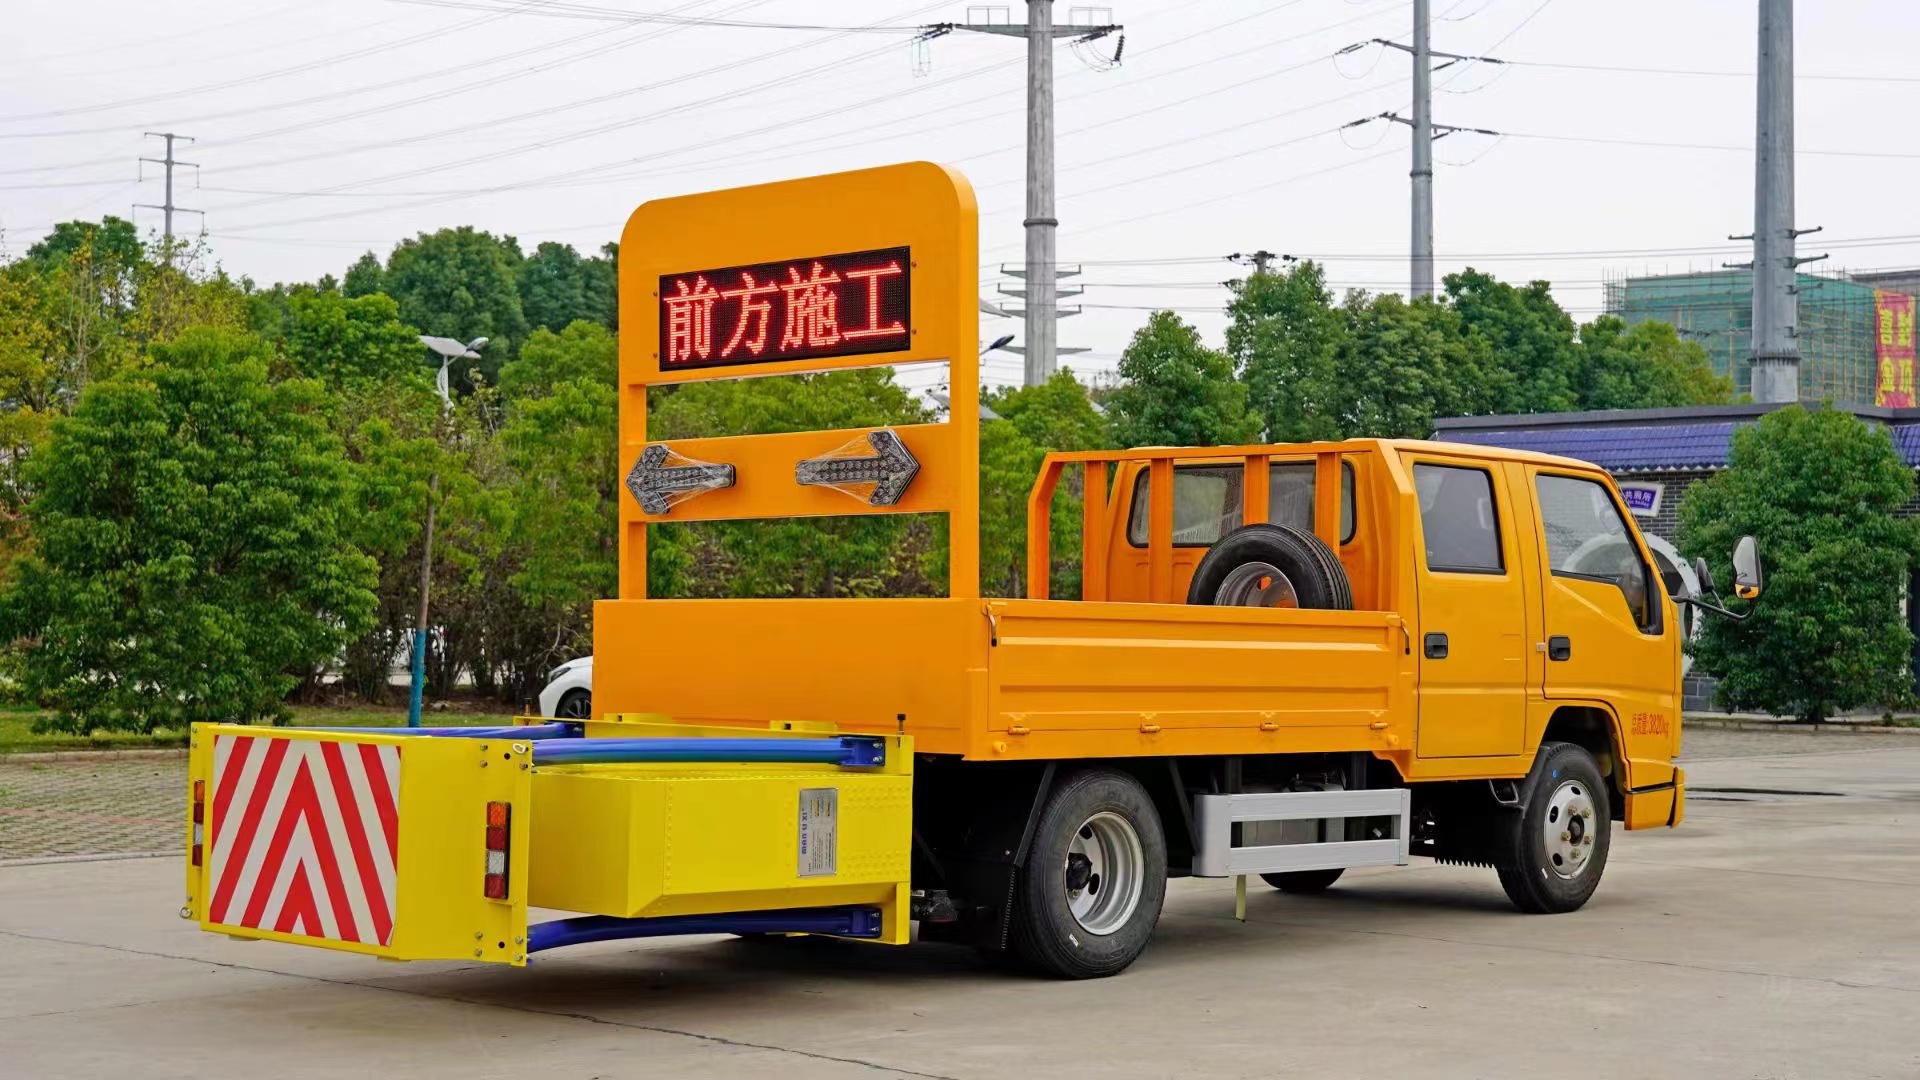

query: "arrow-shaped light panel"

left=794, top=429, right=921, bottom=507
left=626, top=443, right=735, bottom=516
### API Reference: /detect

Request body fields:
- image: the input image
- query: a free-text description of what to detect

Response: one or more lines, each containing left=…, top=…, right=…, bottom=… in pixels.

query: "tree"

left=1228, top=262, right=1346, bottom=442
left=500, top=319, right=617, bottom=401
left=1574, top=316, right=1732, bottom=410
left=284, top=290, right=422, bottom=386
left=518, top=241, right=617, bottom=333
left=342, top=252, right=386, bottom=298
left=1327, top=290, right=1488, bottom=438
left=1107, top=311, right=1259, bottom=448
left=1678, top=406, right=1920, bottom=722
left=1445, top=268, right=1582, bottom=415
left=0, top=328, right=378, bottom=731
left=978, top=371, right=1111, bottom=597
left=380, top=227, right=529, bottom=389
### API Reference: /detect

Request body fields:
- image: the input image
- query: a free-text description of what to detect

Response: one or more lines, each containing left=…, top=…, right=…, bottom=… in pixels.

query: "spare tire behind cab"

left=1185, top=523, right=1354, bottom=610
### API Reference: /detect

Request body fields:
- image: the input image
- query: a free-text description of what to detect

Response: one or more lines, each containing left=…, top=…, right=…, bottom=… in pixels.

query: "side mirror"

left=1692, top=556, right=1716, bottom=598
left=1733, top=535, right=1764, bottom=600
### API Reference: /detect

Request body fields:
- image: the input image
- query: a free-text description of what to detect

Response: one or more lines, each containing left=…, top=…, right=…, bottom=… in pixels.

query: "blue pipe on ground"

left=527, top=906, right=884, bottom=953
left=531, top=736, right=884, bottom=767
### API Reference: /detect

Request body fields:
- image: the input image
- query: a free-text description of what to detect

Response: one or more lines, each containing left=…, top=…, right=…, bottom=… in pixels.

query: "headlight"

left=548, top=663, right=575, bottom=684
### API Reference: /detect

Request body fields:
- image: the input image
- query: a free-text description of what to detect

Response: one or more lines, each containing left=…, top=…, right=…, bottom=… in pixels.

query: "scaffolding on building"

left=1603, top=268, right=1884, bottom=405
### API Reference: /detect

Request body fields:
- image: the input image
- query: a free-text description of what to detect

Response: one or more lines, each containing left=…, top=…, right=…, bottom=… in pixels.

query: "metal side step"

left=1192, top=789, right=1411, bottom=878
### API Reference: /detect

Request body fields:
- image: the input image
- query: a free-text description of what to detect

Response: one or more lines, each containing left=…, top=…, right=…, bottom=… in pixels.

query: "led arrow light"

left=795, top=429, right=921, bottom=506
left=625, top=443, right=735, bottom=515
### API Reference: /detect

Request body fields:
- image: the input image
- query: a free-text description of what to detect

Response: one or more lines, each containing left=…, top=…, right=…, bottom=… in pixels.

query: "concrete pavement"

left=2, top=738, right=1916, bottom=1078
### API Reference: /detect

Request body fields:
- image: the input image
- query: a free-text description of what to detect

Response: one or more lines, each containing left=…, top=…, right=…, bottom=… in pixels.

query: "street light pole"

left=408, top=335, right=487, bottom=727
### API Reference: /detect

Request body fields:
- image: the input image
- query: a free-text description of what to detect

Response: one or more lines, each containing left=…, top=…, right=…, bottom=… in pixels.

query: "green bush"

left=1, top=328, right=378, bottom=733
left=1678, top=406, right=1920, bottom=722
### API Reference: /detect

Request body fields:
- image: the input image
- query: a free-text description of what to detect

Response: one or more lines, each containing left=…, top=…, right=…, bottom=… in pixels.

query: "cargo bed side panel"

left=984, top=600, right=1412, bottom=760
left=594, top=598, right=986, bottom=754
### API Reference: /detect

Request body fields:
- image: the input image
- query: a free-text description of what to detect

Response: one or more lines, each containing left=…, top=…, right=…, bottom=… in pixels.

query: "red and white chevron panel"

left=205, top=735, right=401, bottom=946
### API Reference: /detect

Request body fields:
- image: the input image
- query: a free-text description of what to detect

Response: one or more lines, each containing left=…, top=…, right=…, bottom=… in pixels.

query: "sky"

left=4, top=0, right=1918, bottom=397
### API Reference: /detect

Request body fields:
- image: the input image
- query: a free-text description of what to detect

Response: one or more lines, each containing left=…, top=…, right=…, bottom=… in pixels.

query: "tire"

left=555, top=688, right=591, bottom=720
left=1010, top=768, right=1168, bottom=979
left=1261, top=868, right=1345, bottom=894
left=1496, top=743, right=1612, bottom=914
left=1186, top=524, right=1353, bottom=610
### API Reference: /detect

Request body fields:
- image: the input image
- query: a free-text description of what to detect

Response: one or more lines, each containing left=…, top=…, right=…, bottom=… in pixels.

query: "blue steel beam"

left=530, top=736, right=884, bottom=767
left=527, top=906, right=884, bottom=953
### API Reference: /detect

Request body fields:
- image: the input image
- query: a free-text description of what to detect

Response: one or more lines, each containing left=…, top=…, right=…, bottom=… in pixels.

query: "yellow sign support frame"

left=616, top=161, right=982, bottom=599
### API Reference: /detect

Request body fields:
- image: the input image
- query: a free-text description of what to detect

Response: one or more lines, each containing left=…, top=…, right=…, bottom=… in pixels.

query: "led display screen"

left=658, top=246, right=912, bottom=370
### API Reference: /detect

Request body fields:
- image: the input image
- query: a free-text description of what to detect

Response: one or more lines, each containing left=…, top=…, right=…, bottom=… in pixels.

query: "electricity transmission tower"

left=1337, top=0, right=1500, bottom=299
left=135, top=132, right=201, bottom=244
left=929, top=4, right=1122, bottom=386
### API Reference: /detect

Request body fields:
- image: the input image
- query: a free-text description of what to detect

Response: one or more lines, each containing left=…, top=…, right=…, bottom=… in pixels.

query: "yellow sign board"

left=615, top=162, right=981, bottom=598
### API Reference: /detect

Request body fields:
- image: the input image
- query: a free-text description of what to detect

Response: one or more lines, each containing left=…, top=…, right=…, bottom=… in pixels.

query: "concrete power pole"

left=1410, top=0, right=1434, bottom=299
left=1744, top=0, right=1822, bottom=404
left=953, top=4, right=1121, bottom=385
left=135, top=132, right=200, bottom=245
left=1337, top=16, right=1499, bottom=299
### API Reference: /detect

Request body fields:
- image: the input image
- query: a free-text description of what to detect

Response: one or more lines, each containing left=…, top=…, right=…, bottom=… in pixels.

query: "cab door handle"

left=1548, top=635, right=1571, bottom=661
left=1423, top=632, right=1449, bottom=659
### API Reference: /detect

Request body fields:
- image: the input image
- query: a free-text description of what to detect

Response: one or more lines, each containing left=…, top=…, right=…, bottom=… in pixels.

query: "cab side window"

left=1536, top=474, right=1660, bottom=633
left=1412, top=464, right=1503, bottom=573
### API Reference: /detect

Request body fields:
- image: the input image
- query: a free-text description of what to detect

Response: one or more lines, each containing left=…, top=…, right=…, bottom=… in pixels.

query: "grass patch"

left=0, top=702, right=522, bottom=755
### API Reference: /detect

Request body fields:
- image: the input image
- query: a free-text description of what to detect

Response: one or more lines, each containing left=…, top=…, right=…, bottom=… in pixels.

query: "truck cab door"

left=1528, top=470, right=1680, bottom=787
left=1405, top=456, right=1529, bottom=758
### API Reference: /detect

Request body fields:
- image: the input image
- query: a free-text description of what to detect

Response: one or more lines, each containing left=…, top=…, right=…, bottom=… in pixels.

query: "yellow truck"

left=178, top=163, right=1764, bottom=979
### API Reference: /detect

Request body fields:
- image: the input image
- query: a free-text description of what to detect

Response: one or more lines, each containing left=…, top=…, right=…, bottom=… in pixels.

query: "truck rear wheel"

left=1496, top=742, right=1612, bottom=914
left=1010, top=768, right=1168, bottom=979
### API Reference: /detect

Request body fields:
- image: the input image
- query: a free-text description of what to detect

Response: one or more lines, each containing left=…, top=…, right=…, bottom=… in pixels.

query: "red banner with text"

left=1874, top=290, right=1917, bottom=407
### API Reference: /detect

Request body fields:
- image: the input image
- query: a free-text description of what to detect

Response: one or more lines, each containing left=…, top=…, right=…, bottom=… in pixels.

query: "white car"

left=538, top=656, right=593, bottom=719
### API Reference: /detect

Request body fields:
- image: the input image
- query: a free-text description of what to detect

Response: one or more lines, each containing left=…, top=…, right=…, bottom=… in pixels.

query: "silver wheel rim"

left=558, top=693, right=591, bottom=719
left=1214, top=561, right=1300, bottom=608
left=1542, top=778, right=1598, bottom=879
left=1065, top=811, right=1145, bottom=936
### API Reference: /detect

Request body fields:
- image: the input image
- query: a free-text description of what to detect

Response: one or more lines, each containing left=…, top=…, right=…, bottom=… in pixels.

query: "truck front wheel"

left=1496, top=742, right=1612, bottom=914
left=1011, top=768, right=1168, bottom=979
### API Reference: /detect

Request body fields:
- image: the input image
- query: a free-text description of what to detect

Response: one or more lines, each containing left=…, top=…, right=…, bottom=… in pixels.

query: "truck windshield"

left=1126, top=462, right=1356, bottom=547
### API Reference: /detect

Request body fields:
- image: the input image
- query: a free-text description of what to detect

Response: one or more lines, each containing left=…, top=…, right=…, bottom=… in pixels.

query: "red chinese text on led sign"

left=659, top=246, right=912, bottom=369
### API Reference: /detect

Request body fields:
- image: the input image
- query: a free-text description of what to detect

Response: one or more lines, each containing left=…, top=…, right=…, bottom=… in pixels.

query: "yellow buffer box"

left=525, top=759, right=913, bottom=942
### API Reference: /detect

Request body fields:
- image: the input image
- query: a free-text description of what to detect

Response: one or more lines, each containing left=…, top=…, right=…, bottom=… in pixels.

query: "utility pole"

left=947, top=5, right=1121, bottom=385
left=1741, top=0, right=1822, bottom=404
left=135, top=132, right=200, bottom=245
left=1410, top=0, right=1433, bottom=299
left=1337, top=17, right=1502, bottom=299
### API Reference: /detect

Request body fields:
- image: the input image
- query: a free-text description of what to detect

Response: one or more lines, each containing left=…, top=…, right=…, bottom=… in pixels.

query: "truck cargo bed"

left=594, top=597, right=1414, bottom=761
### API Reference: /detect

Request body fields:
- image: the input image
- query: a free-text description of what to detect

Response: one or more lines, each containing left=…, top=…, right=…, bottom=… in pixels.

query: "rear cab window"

left=1411, top=463, right=1505, bottom=573
left=1126, top=461, right=1357, bottom=547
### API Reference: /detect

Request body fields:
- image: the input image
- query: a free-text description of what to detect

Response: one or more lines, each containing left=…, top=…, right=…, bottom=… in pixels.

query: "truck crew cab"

left=180, top=163, right=1761, bottom=980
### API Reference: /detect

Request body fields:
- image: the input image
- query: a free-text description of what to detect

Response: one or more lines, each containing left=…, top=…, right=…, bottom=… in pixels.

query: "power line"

left=392, top=0, right=938, bottom=33
left=1507, top=58, right=1920, bottom=85
left=0, top=1, right=540, bottom=125
left=208, top=1, right=1399, bottom=238
left=0, top=0, right=734, bottom=142
left=196, top=1, right=950, bottom=201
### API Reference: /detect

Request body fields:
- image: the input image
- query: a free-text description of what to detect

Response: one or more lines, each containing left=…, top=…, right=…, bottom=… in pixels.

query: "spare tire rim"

left=1214, top=560, right=1300, bottom=608
left=1065, top=811, right=1145, bottom=936
left=1542, top=778, right=1598, bottom=879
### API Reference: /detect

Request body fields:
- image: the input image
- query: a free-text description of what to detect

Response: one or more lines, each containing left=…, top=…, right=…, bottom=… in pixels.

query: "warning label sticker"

left=798, top=787, right=838, bottom=877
